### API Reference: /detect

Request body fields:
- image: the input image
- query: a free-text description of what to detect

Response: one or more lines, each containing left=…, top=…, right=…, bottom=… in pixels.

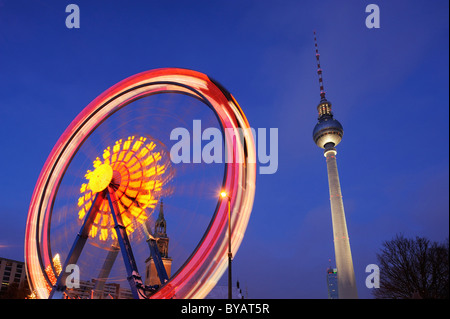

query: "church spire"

left=145, top=198, right=172, bottom=286
left=154, top=199, right=167, bottom=238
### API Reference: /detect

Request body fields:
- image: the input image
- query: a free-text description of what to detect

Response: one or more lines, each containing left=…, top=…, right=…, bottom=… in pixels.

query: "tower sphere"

left=313, top=117, right=343, bottom=149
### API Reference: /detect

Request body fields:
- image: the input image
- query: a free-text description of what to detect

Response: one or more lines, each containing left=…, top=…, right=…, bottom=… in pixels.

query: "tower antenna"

left=313, top=31, right=326, bottom=101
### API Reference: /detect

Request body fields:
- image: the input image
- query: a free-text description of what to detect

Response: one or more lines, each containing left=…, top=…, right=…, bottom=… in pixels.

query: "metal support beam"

left=147, top=238, right=169, bottom=285
left=106, top=187, right=147, bottom=299
left=49, top=192, right=105, bottom=299
left=50, top=187, right=149, bottom=299
left=92, top=243, right=120, bottom=299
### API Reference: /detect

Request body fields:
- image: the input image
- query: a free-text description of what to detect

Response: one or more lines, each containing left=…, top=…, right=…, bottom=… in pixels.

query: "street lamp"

left=220, top=190, right=232, bottom=299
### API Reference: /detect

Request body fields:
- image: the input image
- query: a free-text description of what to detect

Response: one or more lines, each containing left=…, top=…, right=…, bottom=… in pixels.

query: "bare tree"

left=374, top=234, right=449, bottom=299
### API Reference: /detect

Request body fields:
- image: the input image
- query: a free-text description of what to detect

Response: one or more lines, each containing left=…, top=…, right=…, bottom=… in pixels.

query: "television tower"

left=312, top=31, right=358, bottom=299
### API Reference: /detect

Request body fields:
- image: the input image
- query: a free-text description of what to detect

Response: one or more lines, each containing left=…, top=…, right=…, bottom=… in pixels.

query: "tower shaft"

left=325, top=148, right=358, bottom=299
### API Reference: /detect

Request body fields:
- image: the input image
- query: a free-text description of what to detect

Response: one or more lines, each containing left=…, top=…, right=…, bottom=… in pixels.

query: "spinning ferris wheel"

left=24, top=68, right=256, bottom=299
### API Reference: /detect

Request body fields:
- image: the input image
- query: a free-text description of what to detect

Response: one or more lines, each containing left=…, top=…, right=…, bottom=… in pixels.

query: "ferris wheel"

left=24, top=68, right=256, bottom=299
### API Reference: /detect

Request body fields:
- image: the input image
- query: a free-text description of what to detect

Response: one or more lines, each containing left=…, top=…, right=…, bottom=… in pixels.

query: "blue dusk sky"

left=0, top=1, right=448, bottom=299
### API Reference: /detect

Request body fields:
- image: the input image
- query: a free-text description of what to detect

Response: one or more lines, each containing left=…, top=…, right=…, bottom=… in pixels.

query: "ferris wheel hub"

left=88, top=163, right=113, bottom=193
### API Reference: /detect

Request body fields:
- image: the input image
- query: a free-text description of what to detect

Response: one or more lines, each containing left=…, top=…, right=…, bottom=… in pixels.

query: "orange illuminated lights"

left=78, top=136, right=170, bottom=242
left=44, top=254, right=62, bottom=292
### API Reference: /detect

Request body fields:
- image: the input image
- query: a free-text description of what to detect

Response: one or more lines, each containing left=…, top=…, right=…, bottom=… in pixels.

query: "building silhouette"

left=0, top=257, right=29, bottom=298
left=327, top=267, right=339, bottom=299
left=66, top=279, right=133, bottom=299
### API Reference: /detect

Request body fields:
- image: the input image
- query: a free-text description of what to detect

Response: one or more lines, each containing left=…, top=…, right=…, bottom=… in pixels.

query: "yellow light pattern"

left=43, top=254, right=62, bottom=294
left=87, top=163, right=113, bottom=193
left=78, top=136, right=169, bottom=242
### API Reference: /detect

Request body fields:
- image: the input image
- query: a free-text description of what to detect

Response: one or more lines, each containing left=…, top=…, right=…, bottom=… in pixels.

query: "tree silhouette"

left=374, top=234, right=449, bottom=299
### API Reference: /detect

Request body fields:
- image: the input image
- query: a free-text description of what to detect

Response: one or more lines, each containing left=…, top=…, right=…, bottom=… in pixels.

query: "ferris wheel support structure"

left=49, top=188, right=151, bottom=299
